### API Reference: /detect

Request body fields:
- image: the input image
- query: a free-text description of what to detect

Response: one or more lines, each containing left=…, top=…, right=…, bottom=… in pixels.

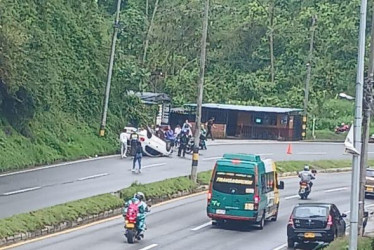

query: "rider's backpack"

left=127, top=202, right=139, bottom=221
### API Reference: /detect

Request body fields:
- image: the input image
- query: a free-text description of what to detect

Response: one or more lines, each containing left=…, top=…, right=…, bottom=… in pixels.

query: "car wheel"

left=287, top=238, right=294, bottom=248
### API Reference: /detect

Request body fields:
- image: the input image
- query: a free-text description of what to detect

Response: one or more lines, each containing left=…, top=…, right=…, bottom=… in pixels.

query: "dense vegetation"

left=0, top=0, right=371, bottom=170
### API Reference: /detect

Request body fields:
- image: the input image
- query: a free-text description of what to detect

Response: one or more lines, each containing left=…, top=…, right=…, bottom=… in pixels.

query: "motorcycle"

left=298, top=181, right=311, bottom=199
left=334, top=125, right=349, bottom=134
left=185, top=136, right=207, bottom=154
left=124, top=202, right=151, bottom=244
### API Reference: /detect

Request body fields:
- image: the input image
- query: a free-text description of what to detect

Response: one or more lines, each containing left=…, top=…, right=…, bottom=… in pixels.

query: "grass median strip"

left=0, top=159, right=365, bottom=243
left=324, top=236, right=374, bottom=250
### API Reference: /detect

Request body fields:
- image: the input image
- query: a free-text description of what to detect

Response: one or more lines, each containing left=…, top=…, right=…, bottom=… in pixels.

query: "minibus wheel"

left=271, top=206, right=279, bottom=221
left=257, top=213, right=265, bottom=230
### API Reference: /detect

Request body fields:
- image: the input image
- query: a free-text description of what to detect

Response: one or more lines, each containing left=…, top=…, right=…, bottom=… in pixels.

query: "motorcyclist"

left=298, top=165, right=315, bottom=190
left=123, top=192, right=149, bottom=237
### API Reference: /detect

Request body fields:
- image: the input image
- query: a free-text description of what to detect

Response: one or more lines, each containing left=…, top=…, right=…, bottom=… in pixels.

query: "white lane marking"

left=3, top=186, right=42, bottom=196
left=296, top=152, right=327, bottom=155
left=324, top=187, right=348, bottom=193
left=191, top=221, right=211, bottom=231
left=272, top=243, right=287, bottom=250
left=201, top=156, right=222, bottom=161
left=77, top=173, right=109, bottom=181
left=139, top=244, right=158, bottom=250
left=258, top=153, right=274, bottom=156
left=0, top=155, right=118, bottom=178
left=285, top=195, right=299, bottom=200
left=142, top=163, right=166, bottom=169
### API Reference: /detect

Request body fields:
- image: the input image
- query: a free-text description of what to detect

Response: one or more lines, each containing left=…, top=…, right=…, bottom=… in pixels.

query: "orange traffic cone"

left=287, top=144, right=292, bottom=154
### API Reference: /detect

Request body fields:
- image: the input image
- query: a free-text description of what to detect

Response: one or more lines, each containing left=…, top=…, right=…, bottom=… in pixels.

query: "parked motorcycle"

left=298, top=181, right=311, bottom=199
left=185, top=137, right=207, bottom=154
left=334, top=124, right=349, bottom=134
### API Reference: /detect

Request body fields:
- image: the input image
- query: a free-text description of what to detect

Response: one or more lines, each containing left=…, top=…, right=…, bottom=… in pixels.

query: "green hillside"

left=0, top=0, right=366, bottom=171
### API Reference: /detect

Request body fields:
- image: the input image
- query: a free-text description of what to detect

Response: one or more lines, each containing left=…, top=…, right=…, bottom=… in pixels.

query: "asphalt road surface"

left=11, top=172, right=374, bottom=250
left=1, top=141, right=374, bottom=218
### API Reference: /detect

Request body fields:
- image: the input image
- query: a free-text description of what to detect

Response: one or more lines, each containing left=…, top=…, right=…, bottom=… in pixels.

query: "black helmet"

left=134, top=192, right=145, bottom=201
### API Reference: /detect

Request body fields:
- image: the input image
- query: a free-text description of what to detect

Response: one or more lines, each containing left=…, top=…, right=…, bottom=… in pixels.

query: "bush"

left=0, top=194, right=123, bottom=239
left=120, top=177, right=198, bottom=201
left=325, top=236, right=373, bottom=250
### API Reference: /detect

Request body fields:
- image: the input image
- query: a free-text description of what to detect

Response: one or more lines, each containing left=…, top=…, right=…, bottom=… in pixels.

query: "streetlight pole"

left=349, top=0, right=367, bottom=248
left=191, top=0, right=209, bottom=183
left=99, top=0, right=122, bottom=137
left=359, top=3, right=374, bottom=235
left=303, top=15, right=317, bottom=117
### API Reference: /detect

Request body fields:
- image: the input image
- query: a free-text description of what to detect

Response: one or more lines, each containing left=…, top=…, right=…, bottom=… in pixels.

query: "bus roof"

left=222, top=153, right=261, bottom=163
left=216, top=154, right=270, bottom=174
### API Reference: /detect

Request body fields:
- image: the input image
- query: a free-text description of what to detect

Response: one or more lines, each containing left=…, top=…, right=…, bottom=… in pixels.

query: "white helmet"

left=304, top=165, right=310, bottom=171
left=134, top=192, right=145, bottom=201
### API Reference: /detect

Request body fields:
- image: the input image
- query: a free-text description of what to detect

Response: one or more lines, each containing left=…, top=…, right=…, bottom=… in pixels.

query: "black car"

left=287, top=203, right=347, bottom=248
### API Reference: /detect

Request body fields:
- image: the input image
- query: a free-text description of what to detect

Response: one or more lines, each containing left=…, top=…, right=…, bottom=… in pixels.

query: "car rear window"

left=212, top=171, right=255, bottom=195
left=293, top=206, right=329, bottom=218
left=367, top=170, right=374, bottom=177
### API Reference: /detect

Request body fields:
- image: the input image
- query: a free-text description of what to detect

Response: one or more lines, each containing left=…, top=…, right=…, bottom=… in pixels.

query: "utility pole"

left=99, top=0, right=122, bottom=137
left=358, top=3, right=374, bottom=236
left=349, top=0, right=367, bottom=248
left=303, top=15, right=317, bottom=116
left=191, top=0, right=209, bottom=183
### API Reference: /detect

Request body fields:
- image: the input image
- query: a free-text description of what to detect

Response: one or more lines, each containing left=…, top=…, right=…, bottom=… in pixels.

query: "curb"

left=0, top=186, right=208, bottom=248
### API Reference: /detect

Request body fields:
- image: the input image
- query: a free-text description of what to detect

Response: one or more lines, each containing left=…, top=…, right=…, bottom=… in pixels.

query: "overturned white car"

left=125, top=126, right=172, bottom=157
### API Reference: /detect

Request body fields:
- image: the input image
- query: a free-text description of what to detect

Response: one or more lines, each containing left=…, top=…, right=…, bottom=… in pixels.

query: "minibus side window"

left=262, top=172, right=275, bottom=194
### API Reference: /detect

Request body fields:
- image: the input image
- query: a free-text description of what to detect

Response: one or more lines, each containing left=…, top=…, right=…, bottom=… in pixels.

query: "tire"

left=212, top=220, right=222, bottom=226
left=257, top=212, right=265, bottom=230
left=185, top=146, right=192, bottom=154
left=126, top=230, right=135, bottom=244
left=287, top=238, right=294, bottom=248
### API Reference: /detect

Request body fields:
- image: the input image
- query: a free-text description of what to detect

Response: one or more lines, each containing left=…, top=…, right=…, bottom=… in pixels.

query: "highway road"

left=11, top=172, right=374, bottom=250
left=1, top=140, right=374, bottom=218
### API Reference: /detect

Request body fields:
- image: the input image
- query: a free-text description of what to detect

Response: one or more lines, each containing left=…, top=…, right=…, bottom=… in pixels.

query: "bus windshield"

left=212, top=171, right=255, bottom=195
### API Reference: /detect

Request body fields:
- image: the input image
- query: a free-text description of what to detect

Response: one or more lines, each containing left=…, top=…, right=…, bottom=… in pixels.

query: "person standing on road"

left=206, top=117, right=215, bottom=140
left=200, top=124, right=207, bottom=150
left=120, top=128, right=128, bottom=158
left=132, top=139, right=143, bottom=173
left=182, top=120, right=192, bottom=136
left=178, top=130, right=189, bottom=157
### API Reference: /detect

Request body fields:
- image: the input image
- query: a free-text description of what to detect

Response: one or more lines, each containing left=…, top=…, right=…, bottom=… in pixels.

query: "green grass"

left=325, top=236, right=374, bottom=250
left=0, top=194, right=123, bottom=239
left=305, top=129, right=347, bottom=141
left=0, top=174, right=205, bottom=239
left=276, top=159, right=374, bottom=173
left=0, top=112, right=119, bottom=172
left=119, top=177, right=198, bottom=201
